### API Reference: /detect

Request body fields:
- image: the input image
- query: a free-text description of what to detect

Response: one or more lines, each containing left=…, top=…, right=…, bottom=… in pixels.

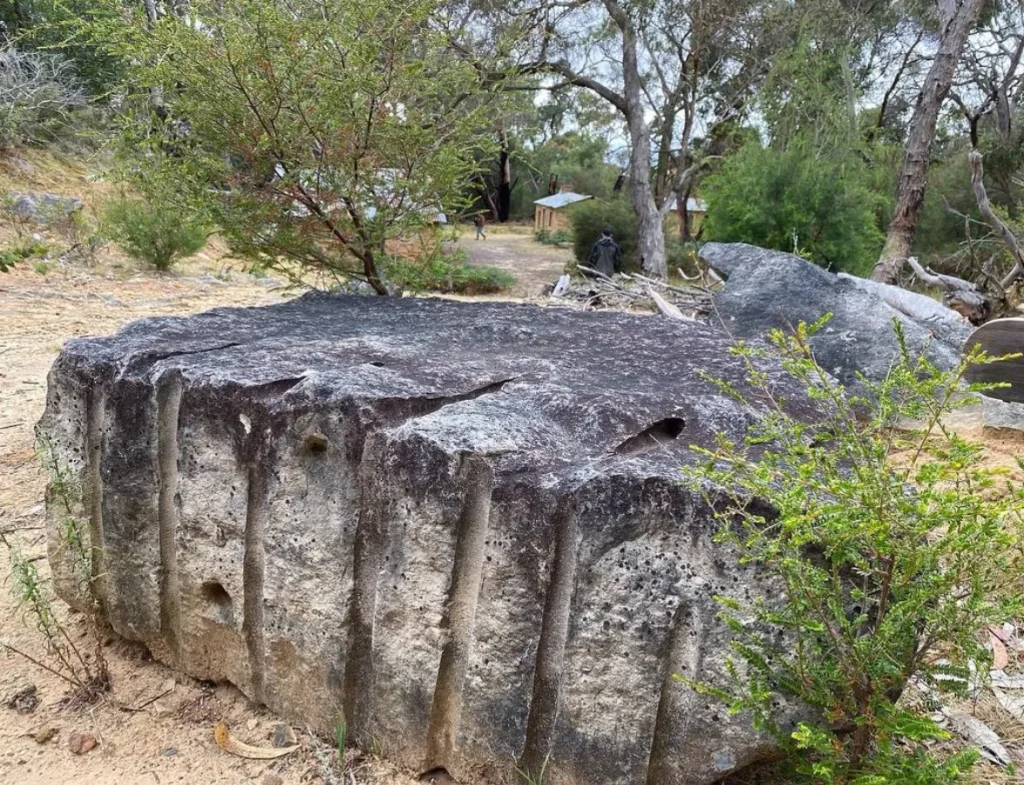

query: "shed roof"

left=534, top=192, right=594, bottom=209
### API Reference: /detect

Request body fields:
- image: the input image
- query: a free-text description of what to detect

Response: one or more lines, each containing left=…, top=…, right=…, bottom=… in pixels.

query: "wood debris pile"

left=547, top=266, right=717, bottom=321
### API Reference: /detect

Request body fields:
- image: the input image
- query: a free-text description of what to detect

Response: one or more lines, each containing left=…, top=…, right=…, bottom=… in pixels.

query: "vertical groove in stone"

left=644, top=598, right=707, bottom=785
left=243, top=460, right=268, bottom=702
left=84, top=387, right=108, bottom=609
left=425, top=456, right=495, bottom=771
left=343, top=437, right=388, bottom=744
left=519, top=495, right=579, bottom=778
left=156, top=377, right=183, bottom=662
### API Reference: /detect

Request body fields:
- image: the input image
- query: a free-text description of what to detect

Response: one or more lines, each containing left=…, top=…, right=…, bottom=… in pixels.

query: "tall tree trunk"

left=620, top=22, right=667, bottom=278
left=497, top=128, right=512, bottom=223
left=678, top=183, right=693, bottom=242
left=872, top=0, right=985, bottom=283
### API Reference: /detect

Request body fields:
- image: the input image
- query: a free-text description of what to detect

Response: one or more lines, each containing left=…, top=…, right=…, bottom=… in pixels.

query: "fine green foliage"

left=535, top=228, right=571, bottom=245
left=1, top=437, right=110, bottom=702
left=0, top=239, right=49, bottom=272
left=336, top=718, right=347, bottom=774
left=382, top=250, right=514, bottom=295
left=701, top=140, right=884, bottom=275
left=100, top=0, right=500, bottom=294
left=680, top=317, right=1024, bottom=784
left=569, top=198, right=638, bottom=269
left=103, top=197, right=208, bottom=271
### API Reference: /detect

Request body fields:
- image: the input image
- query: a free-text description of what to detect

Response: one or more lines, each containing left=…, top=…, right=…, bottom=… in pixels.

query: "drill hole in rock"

left=201, top=581, right=234, bottom=623
left=305, top=432, right=329, bottom=454
left=614, top=417, right=686, bottom=455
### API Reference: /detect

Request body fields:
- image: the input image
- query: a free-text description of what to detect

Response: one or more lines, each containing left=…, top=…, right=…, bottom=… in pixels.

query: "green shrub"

left=569, top=198, right=638, bottom=270
left=103, top=198, right=209, bottom=271
left=0, top=239, right=49, bottom=272
left=382, top=251, right=515, bottom=295
left=535, top=228, right=572, bottom=246
left=701, top=138, right=884, bottom=275
left=680, top=317, right=1024, bottom=784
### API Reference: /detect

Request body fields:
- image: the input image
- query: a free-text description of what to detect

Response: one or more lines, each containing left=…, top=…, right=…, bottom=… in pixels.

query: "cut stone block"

left=39, top=294, right=819, bottom=785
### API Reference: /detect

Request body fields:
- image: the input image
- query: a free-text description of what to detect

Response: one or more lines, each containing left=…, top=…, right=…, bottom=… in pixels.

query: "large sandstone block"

left=39, top=294, right=817, bottom=785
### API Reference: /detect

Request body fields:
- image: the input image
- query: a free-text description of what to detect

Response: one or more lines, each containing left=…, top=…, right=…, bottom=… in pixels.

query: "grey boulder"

left=7, top=191, right=84, bottom=222
left=701, top=243, right=971, bottom=391
left=39, top=294, right=819, bottom=785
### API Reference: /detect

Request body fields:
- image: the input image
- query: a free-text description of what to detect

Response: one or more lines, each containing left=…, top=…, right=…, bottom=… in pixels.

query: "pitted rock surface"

left=40, top=294, right=819, bottom=785
left=701, top=243, right=970, bottom=392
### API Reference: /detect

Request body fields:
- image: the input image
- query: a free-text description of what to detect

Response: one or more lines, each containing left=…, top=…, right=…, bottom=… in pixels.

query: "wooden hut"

left=534, top=190, right=594, bottom=233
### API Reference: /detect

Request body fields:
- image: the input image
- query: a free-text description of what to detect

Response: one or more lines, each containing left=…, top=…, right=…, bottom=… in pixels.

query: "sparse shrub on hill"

left=103, top=197, right=208, bottom=271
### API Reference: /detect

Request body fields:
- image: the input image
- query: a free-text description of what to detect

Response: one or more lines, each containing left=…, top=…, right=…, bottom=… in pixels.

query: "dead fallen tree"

left=549, top=266, right=713, bottom=319
left=905, top=255, right=992, bottom=325
left=970, top=150, right=1024, bottom=290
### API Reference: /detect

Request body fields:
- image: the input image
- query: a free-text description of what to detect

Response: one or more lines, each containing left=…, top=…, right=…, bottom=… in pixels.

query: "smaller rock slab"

left=701, top=243, right=971, bottom=393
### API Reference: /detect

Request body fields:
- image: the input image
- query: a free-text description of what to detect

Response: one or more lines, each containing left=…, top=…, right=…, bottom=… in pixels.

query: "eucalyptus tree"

left=872, top=0, right=988, bottom=283
left=453, top=0, right=789, bottom=278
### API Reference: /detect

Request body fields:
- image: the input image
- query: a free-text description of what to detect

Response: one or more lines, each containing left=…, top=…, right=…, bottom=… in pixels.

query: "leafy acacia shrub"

left=702, top=140, right=884, bottom=276
left=382, top=252, right=514, bottom=295
left=106, top=0, right=498, bottom=294
left=569, top=198, right=638, bottom=270
left=681, top=318, right=1024, bottom=784
left=103, top=198, right=208, bottom=271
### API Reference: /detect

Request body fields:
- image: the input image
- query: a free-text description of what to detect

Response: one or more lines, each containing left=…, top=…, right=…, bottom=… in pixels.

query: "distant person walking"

left=474, top=213, right=487, bottom=240
left=586, top=227, right=622, bottom=277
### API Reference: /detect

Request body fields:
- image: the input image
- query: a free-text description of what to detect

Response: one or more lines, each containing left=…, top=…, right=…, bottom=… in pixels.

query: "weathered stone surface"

left=40, top=294, right=819, bottom=785
left=701, top=243, right=971, bottom=391
left=7, top=191, right=83, bottom=222
left=982, top=396, right=1024, bottom=434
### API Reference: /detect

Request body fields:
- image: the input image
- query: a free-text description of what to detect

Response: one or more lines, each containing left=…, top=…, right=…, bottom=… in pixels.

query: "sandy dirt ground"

left=452, top=226, right=572, bottom=298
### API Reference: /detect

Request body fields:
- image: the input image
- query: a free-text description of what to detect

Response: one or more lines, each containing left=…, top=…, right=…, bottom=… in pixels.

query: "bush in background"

left=569, top=198, right=638, bottom=270
left=103, top=197, right=208, bottom=271
left=382, top=249, right=514, bottom=295
left=701, top=138, right=884, bottom=276
left=0, top=46, right=87, bottom=150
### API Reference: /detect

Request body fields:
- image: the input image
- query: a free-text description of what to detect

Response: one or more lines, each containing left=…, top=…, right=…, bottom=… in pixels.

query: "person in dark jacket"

left=586, top=227, right=622, bottom=277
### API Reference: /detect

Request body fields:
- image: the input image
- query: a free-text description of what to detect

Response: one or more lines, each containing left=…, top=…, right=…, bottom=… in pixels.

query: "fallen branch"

left=647, top=286, right=692, bottom=321
left=906, top=255, right=992, bottom=325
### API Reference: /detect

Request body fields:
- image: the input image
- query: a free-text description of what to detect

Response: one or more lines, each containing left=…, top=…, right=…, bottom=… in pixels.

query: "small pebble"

left=246, top=718, right=259, bottom=731
left=7, top=685, right=39, bottom=714
left=271, top=723, right=296, bottom=748
left=33, top=727, right=57, bottom=744
left=68, top=730, right=97, bottom=755
left=262, top=777, right=284, bottom=785
left=161, top=746, right=178, bottom=757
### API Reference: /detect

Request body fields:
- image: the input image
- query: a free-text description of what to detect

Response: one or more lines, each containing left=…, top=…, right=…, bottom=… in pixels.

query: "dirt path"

left=453, top=226, right=572, bottom=297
